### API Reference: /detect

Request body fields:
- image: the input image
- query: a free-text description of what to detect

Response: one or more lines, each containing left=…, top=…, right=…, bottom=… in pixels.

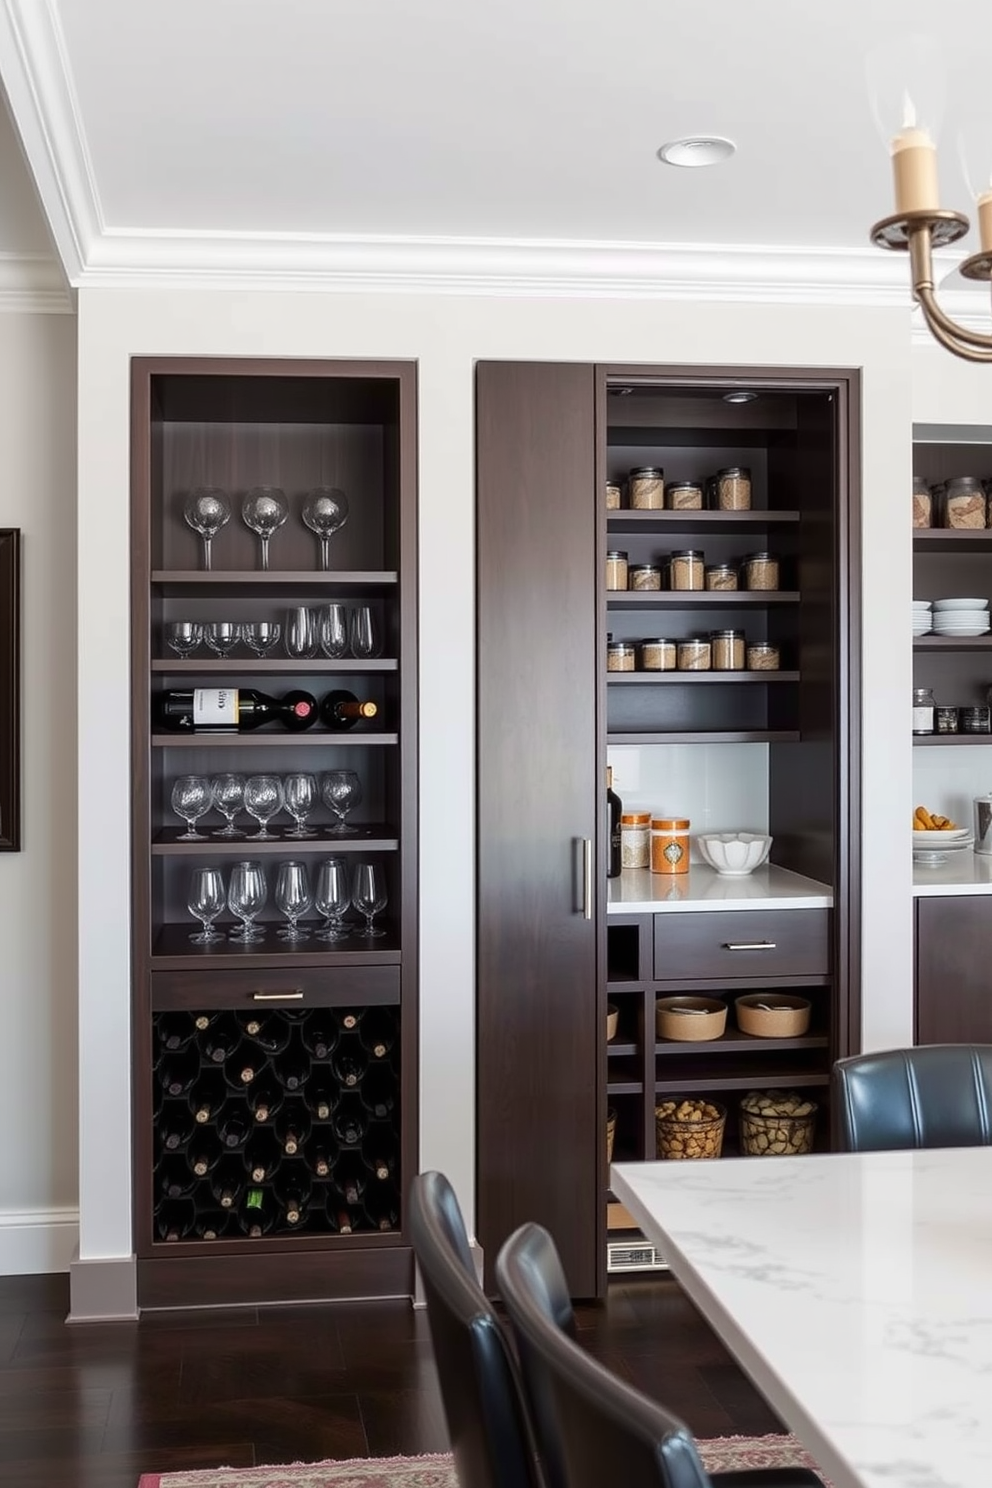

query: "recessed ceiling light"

left=723, top=391, right=758, bottom=404
left=657, top=136, right=736, bottom=169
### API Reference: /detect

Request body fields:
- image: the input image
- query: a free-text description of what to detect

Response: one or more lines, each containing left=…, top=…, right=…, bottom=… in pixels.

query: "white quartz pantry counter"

left=913, top=852, right=992, bottom=896
left=607, top=863, right=833, bottom=914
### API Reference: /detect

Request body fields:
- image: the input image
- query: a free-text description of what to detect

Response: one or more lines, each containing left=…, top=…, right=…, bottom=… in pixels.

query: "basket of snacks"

left=607, top=1108, right=617, bottom=1164
left=655, top=1099, right=726, bottom=1160
left=607, top=1004, right=619, bottom=1042
left=734, top=994, right=811, bottom=1038
left=656, top=996, right=727, bottom=1042
left=739, top=1090, right=817, bottom=1156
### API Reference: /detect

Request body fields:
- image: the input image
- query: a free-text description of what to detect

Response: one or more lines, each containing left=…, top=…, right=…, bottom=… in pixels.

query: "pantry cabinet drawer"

left=151, top=964, right=400, bottom=1011
left=654, top=910, right=830, bottom=982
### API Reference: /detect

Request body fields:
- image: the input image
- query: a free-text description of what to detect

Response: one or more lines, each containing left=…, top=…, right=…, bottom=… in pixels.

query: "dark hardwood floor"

left=0, top=1271, right=783, bottom=1487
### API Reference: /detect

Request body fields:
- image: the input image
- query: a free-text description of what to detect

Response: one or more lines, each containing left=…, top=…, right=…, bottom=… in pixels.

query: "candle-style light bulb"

left=957, top=118, right=992, bottom=253
left=866, top=36, right=945, bottom=215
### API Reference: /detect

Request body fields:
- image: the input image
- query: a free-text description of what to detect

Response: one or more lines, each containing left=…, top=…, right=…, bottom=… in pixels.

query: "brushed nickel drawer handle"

left=582, top=838, right=593, bottom=921
left=723, top=941, right=777, bottom=952
left=250, top=990, right=305, bottom=1001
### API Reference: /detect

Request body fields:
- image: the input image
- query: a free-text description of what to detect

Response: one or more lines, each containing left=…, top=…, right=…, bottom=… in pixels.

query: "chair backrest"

left=832, top=1045, right=992, bottom=1151
left=408, top=1172, right=541, bottom=1488
left=495, top=1222, right=711, bottom=1488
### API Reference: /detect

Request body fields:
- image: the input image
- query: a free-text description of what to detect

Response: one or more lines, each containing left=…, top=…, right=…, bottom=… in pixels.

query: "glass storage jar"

left=710, top=629, right=746, bottom=670
left=667, top=481, right=703, bottom=511
left=628, top=467, right=665, bottom=510
left=641, top=638, right=677, bottom=671
left=651, top=817, right=690, bottom=875
left=705, top=564, right=738, bottom=591
left=912, top=687, right=935, bottom=735
left=620, top=812, right=651, bottom=869
left=912, top=476, right=932, bottom=529
left=961, top=705, right=991, bottom=734
left=606, top=481, right=622, bottom=510
left=943, top=475, right=986, bottom=529
left=669, top=550, right=704, bottom=591
left=935, top=705, right=959, bottom=734
left=677, top=637, right=711, bottom=671
left=742, top=552, right=780, bottom=591
left=606, top=550, right=629, bottom=590
left=746, top=641, right=780, bottom=671
left=628, top=564, right=662, bottom=591
left=716, top=466, right=752, bottom=510
left=606, top=641, right=636, bottom=672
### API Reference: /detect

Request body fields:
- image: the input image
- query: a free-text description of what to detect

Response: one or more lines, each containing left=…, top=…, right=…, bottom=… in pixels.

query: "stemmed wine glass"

left=170, top=775, right=213, bottom=840
left=187, top=866, right=226, bottom=944
left=283, top=773, right=318, bottom=837
left=203, top=621, right=241, bottom=657
left=274, top=860, right=312, bottom=941
left=317, top=603, right=349, bottom=659
left=314, top=857, right=351, bottom=941
left=321, top=770, right=362, bottom=835
left=183, top=487, right=231, bottom=571
left=352, top=861, right=387, bottom=938
left=350, top=604, right=382, bottom=659
left=242, top=486, right=288, bottom=571
left=301, top=486, right=349, bottom=571
left=227, top=860, right=267, bottom=942
left=243, top=621, right=281, bottom=657
left=166, top=621, right=202, bottom=658
left=244, top=775, right=284, bottom=840
left=211, top=774, right=246, bottom=837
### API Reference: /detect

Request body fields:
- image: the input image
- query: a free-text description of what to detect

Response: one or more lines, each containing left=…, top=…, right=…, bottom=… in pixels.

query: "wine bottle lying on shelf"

left=319, top=689, right=378, bottom=731
left=154, top=687, right=318, bottom=733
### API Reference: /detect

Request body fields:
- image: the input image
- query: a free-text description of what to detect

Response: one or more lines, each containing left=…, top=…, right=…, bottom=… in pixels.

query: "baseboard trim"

left=0, top=1207, right=78, bottom=1275
left=68, top=1251, right=138, bottom=1322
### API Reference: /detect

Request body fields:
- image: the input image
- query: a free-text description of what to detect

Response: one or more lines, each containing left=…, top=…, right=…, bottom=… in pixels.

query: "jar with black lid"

left=669, top=550, right=704, bottom=591
left=628, top=466, right=664, bottom=510
left=667, top=481, right=703, bottom=511
left=715, top=466, right=752, bottom=511
left=912, top=476, right=932, bottom=529
left=710, top=629, right=746, bottom=670
left=943, top=475, right=986, bottom=530
left=628, top=564, right=662, bottom=591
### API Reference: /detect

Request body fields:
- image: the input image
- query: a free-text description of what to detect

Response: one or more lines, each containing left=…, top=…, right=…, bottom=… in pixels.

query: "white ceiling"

left=0, top=0, right=990, bottom=301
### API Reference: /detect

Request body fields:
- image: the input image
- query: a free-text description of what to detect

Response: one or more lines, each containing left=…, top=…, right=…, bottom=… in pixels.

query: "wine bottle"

left=157, top=1155, right=197, bottom=1200
left=335, top=1207, right=354, bottom=1235
left=200, top=1014, right=241, bottom=1066
left=155, top=687, right=318, bottom=733
left=246, top=1079, right=282, bottom=1124
left=339, top=1009, right=363, bottom=1032
left=241, top=1013, right=292, bottom=1055
left=360, top=1067, right=396, bottom=1122
left=217, top=1108, right=250, bottom=1150
left=275, top=1105, right=311, bottom=1156
left=271, top=1046, right=309, bottom=1093
left=301, top=1017, right=338, bottom=1061
left=244, top=1129, right=281, bottom=1184
left=306, top=1078, right=338, bottom=1122
left=331, top=1098, right=367, bottom=1149
left=308, top=1142, right=332, bottom=1178
left=156, top=1048, right=199, bottom=1099
left=241, top=1186, right=276, bottom=1238
left=159, top=1108, right=194, bottom=1153
left=156, top=1198, right=196, bottom=1242
left=274, top=1171, right=310, bottom=1226
left=188, top=1070, right=227, bottom=1126
left=194, top=1209, right=229, bottom=1241
left=369, top=1141, right=397, bottom=1183
left=333, top=1151, right=369, bottom=1207
left=364, top=1186, right=399, bottom=1232
left=331, top=1045, right=367, bottom=1090
left=606, top=766, right=622, bottom=879
left=358, top=1008, right=395, bottom=1060
left=210, top=1158, right=245, bottom=1211
left=223, top=1042, right=258, bottom=1089
left=188, top=1130, right=223, bottom=1178
left=319, top=689, right=378, bottom=731
left=157, top=1012, right=197, bottom=1052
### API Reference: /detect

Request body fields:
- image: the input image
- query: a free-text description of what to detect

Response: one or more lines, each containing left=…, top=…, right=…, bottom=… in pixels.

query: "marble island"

left=608, top=862, right=833, bottom=914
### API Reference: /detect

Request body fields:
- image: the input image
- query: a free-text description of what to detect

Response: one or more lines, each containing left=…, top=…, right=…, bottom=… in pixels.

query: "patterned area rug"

left=137, top=1432, right=826, bottom=1487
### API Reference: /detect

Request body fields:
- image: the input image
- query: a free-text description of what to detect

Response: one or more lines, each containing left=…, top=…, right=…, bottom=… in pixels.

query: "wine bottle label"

left=193, top=688, right=239, bottom=728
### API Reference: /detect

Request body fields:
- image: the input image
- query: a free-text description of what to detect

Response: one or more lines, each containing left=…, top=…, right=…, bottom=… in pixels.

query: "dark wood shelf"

left=151, top=921, right=402, bottom=967
left=606, top=1078, right=644, bottom=1096
left=608, top=511, right=800, bottom=534
left=607, top=672, right=800, bottom=685
left=913, top=735, right=992, bottom=746
left=151, top=730, right=399, bottom=748
left=912, top=637, right=992, bottom=651
left=607, top=730, right=802, bottom=744
left=153, top=823, right=399, bottom=854
left=913, top=531, right=992, bottom=552
left=655, top=1032, right=829, bottom=1056
left=607, top=592, right=799, bottom=607
left=152, top=569, right=398, bottom=591
left=654, top=1069, right=829, bottom=1095
left=606, top=1041, right=638, bottom=1058
left=151, top=658, right=398, bottom=672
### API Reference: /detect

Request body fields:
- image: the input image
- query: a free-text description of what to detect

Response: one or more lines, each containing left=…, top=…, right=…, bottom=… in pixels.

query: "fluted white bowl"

left=697, top=832, right=773, bottom=877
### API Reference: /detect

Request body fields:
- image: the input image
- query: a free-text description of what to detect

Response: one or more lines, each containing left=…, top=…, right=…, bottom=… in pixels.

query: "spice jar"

left=628, top=467, right=665, bottom=510
left=606, top=481, right=621, bottom=510
left=606, top=551, right=629, bottom=590
left=651, top=817, right=690, bottom=875
left=710, top=629, right=746, bottom=670
left=607, top=641, right=636, bottom=672
left=641, top=638, right=677, bottom=671
left=747, top=642, right=780, bottom=671
left=742, top=552, right=780, bottom=591
left=912, top=687, right=935, bottom=735
left=628, top=564, right=662, bottom=591
left=962, top=705, right=992, bottom=734
left=912, top=476, right=932, bottom=529
left=667, top=481, right=703, bottom=511
left=716, top=466, right=752, bottom=510
left=669, top=550, right=704, bottom=591
left=935, top=705, right=959, bottom=734
left=705, top=564, right=738, bottom=591
left=943, top=475, right=986, bottom=530
left=620, top=812, right=651, bottom=869
left=677, top=637, right=711, bottom=671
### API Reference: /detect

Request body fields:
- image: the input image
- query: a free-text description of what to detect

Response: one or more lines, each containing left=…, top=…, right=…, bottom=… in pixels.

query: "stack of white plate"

left=913, top=825, right=974, bottom=865
left=913, top=600, right=932, bottom=637
left=932, top=598, right=990, bottom=637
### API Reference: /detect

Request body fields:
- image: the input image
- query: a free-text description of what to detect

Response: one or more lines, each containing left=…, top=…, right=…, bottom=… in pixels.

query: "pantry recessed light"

left=657, top=136, right=736, bottom=169
left=723, top=391, right=758, bottom=404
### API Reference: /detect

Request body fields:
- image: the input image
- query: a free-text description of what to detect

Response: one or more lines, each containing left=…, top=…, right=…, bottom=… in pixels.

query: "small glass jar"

left=747, top=642, right=780, bottom=671
left=710, top=629, right=746, bottom=671
left=677, top=637, right=711, bottom=671
left=912, top=687, right=935, bottom=736
left=607, top=641, right=636, bottom=672
left=669, top=550, right=704, bottom=591
left=716, top=466, right=752, bottom=511
left=620, top=812, right=651, bottom=870
left=606, top=481, right=622, bottom=510
left=628, top=564, right=662, bottom=591
left=912, top=476, right=932, bottom=529
left=935, top=705, right=959, bottom=734
left=943, top=475, right=986, bottom=530
left=641, top=638, right=677, bottom=671
left=667, top=481, right=703, bottom=511
left=742, top=552, right=780, bottom=591
left=962, top=705, right=992, bottom=734
left=650, top=817, right=690, bottom=875
left=705, top=564, right=738, bottom=591
left=606, top=550, right=629, bottom=590
left=628, top=466, right=665, bottom=510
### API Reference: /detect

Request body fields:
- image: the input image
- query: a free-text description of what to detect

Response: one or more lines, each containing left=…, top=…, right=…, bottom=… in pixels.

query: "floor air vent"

left=607, top=1236, right=668, bottom=1273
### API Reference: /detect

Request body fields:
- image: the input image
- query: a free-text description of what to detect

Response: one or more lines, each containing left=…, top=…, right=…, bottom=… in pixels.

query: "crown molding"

left=0, top=250, right=71, bottom=310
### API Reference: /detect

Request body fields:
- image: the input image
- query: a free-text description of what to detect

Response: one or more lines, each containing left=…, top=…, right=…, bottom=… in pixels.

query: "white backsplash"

left=913, top=744, right=992, bottom=835
left=607, top=743, right=769, bottom=862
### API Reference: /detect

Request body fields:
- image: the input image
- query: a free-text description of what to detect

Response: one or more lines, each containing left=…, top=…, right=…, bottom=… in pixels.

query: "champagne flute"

left=350, top=604, right=382, bottom=659
left=275, top=860, right=312, bottom=941
left=171, top=775, right=213, bottom=840
left=166, top=621, right=202, bottom=658
left=183, top=487, right=231, bottom=571
left=321, top=770, right=362, bottom=835
left=314, top=856, right=351, bottom=941
left=211, top=774, right=246, bottom=837
left=187, top=866, right=226, bottom=944
left=352, top=861, right=387, bottom=938
left=301, top=486, right=349, bottom=571
left=242, top=486, right=288, bottom=572
left=317, top=603, right=349, bottom=660
left=227, top=860, right=267, bottom=942
left=283, top=773, right=318, bottom=837
left=244, top=774, right=284, bottom=840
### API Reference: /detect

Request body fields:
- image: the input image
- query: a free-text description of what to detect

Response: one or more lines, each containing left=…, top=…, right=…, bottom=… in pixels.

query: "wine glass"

left=187, top=866, right=226, bottom=944
left=166, top=621, right=202, bottom=658
left=203, top=621, right=241, bottom=657
left=352, top=861, right=387, bottom=938
left=350, top=604, right=382, bottom=659
left=314, top=857, right=351, bottom=941
left=243, top=621, right=281, bottom=657
left=321, top=770, right=362, bottom=835
left=283, top=773, right=318, bottom=837
left=274, top=860, right=312, bottom=941
left=301, top=486, right=349, bottom=571
left=317, top=603, right=349, bottom=659
left=284, top=606, right=317, bottom=660
left=227, top=860, right=267, bottom=942
left=244, top=774, right=284, bottom=840
left=183, top=487, right=231, bottom=571
left=170, top=775, right=213, bottom=840
left=211, top=774, right=246, bottom=837
left=242, top=486, right=288, bottom=571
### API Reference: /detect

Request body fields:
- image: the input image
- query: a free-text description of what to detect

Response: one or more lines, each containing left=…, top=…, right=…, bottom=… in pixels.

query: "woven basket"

left=739, top=1101, right=817, bottom=1156
left=606, top=1108, right=617, bottom=1164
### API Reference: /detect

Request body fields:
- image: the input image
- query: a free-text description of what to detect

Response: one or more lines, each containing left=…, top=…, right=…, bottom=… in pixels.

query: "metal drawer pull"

left=250, top=990, right=305, bottom=1001
left=723, top=941, right=777, bottom=952
left=582, top=838, right=593, bottom=920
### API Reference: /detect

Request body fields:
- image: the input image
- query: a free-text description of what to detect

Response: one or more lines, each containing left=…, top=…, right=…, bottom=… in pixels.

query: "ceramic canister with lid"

left=620, top=812, right=651, bottom=869
left=651, top=817, right=690, bottom=875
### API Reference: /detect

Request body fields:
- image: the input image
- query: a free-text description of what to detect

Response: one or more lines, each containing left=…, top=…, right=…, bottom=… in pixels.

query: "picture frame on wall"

left=0, top=529, right=21, bottom=851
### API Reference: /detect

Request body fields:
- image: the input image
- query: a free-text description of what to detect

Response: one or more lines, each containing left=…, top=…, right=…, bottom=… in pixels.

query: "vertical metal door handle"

left=582, top=838, right=593, bottom=919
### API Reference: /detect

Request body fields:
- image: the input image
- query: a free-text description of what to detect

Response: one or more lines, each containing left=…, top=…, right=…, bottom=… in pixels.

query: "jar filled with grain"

left=742, top=552, right=780, bottom=591
left=705, top=564, right=738, bottom=591
left=943, top=475, right=986, bottom=530
left=628, top=564, right=662, bottom=591
left=677, top=637, right=711, bottom=671
left=606, top=550, right=629, bottom=590
left=912, top=475, right=932, bottom=529
left=746, top=641, right=780, bottom=671
left=716, top=466, right=751, bottom=510
left=606, top=480, right=622, bottom=510
left=620, top=812, right=651, bottom=869
left=650, top=817, right=690, bottom=875
left=710, top=629, right=746, bottom=670
left=607, top=641, right=636, bottom=672
left=641, top=638, right=677, bottom=671
left=667, top=481, right=703, bottom=511
left=628, top=466, right=665, bottom=510
left=669, top=550, right=704, bottom=591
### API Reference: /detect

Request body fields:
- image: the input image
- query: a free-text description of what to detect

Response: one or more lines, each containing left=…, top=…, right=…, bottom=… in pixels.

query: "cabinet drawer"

left=151, top=964, right=400, bottom=1011
left=654, top=910, right=830, bottom=982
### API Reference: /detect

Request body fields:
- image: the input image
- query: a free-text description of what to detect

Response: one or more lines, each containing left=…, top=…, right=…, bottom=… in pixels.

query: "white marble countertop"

left=913, top=850, right=992, bottom=895
left=607, top=863, right=833, bottom=913
left=611, top=1149, right=992, bottom=1488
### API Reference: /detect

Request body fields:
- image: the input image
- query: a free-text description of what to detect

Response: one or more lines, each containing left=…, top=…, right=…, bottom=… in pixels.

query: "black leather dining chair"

left=832, top=1044, right=992, bottom=1151
left=496, top=1222, right=823, bottom=1488
left=408, top=1171, right=542, bottom=1488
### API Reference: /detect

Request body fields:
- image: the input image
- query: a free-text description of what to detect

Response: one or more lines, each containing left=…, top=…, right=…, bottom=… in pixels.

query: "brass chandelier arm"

left=914, top=286, right=992, bottom=361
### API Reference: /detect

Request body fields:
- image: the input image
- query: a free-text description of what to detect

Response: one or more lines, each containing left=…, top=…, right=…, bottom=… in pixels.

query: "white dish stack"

left=913, top=600, right=932, bottom=637
left=930, top=598, right=991, bottom=637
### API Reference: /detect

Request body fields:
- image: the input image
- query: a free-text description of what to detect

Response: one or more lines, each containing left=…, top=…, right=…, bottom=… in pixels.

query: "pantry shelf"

left=606, top=672, right=800, bottom=684
left=607, top=592, right=799, bottom=608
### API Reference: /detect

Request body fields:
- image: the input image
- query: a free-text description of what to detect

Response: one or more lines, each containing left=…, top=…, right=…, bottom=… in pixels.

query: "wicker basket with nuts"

left=655, top=1099, right=726, bottom=1160
left=739, top=1090, right=817, bottom=1157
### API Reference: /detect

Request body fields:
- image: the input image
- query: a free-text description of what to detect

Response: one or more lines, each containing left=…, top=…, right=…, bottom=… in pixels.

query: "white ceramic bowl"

left=912, top=600, right=933, bottom=610
left=933, top=598, right=990, bottom=611
left=697, top=832, right=773, bottom=877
